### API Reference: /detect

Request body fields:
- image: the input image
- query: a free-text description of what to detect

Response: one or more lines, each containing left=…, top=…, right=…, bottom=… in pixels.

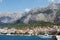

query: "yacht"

left=43, top=34, right=52, bottom=38
left=6, top=33, right=11, bottom=35
left=39, top=31, right=52, bottom=38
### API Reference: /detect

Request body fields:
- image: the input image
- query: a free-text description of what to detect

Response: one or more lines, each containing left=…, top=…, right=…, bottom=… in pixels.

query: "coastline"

left=0, top=34, right=58, bottom=40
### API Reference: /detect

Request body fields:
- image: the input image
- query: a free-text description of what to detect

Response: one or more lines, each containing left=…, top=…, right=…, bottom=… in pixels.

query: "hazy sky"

left=0, top=0, right=60, bottom=12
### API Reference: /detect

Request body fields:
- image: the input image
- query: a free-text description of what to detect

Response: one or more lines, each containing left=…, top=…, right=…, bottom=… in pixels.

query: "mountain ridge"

left=0, top=3, right=60, bottom=25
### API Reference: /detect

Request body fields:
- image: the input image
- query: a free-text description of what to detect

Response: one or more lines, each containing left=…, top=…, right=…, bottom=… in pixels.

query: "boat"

left=6, top=33, right=11, bottom=35
left=39, top=31, right=52, bottom=38
left=42, top=34, right=52, bottom=38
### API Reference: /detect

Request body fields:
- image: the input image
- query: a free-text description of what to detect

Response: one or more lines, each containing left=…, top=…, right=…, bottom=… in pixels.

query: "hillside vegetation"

left=0, top=21, right=58, bottom=29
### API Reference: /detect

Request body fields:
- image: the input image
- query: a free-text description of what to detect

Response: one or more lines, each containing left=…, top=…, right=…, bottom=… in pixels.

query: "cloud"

left=48, top=0, right=60, bottom=3
left=24, top=8, right=31, bottom=12
left=51, top=0, right=54, bottom=2
left=48, top=0, right=55, bottom=2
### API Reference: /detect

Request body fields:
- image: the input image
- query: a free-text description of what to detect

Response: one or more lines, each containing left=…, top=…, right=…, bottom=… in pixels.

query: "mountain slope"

left=0, top=3, right=60, bottom=25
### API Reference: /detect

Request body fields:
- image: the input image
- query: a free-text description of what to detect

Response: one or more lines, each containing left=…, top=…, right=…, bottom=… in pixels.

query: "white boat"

left=39, top=31, right=52, bottom=38
left=43, top=34, right=52, bottom=38
left=6, top=33, right=11, bottom=35
left=39, top=34, right=52, bottom=38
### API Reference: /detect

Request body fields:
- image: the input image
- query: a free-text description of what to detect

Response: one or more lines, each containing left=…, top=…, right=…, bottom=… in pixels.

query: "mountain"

left=22, top=3, right=60, bottom=23
left=0, top=3, right=60, bottom=25
left=0, top=12, right=24, bottom=24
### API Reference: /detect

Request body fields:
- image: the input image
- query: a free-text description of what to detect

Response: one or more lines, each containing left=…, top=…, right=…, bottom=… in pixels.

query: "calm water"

left=0, top=35, right=55, bottom=40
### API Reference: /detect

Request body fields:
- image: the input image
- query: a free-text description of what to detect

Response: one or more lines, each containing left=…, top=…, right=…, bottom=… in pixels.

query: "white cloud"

left=24, top=8, right=31, bottom=12
left=51, top=0, right=54, bottom=2
left=48, top=0, right=60, bottom=3
left=48, top=0, right=55, bottom=2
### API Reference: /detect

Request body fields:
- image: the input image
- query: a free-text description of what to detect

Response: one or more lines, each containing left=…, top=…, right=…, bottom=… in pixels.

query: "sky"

left=0, top=0, right=60, bottom=12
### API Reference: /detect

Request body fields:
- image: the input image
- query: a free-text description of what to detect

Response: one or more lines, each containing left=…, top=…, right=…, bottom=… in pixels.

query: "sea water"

left=0, top=35, right=55, bottom=40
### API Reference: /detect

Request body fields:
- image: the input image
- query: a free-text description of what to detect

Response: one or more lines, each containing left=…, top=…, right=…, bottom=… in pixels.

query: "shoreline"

left=0, top=34, right=58, bottom=40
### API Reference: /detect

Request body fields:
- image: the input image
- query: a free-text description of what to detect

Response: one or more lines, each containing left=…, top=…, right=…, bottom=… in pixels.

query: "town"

left=0, top=25, right=60, bottom=35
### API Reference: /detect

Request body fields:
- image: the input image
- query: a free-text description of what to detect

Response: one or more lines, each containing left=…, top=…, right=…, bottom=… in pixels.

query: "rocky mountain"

left=22, top=3, right=60, bottom=23
left=0, top=3, right=60, bottom=24
left=0, top=12, right=24, bottom=24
